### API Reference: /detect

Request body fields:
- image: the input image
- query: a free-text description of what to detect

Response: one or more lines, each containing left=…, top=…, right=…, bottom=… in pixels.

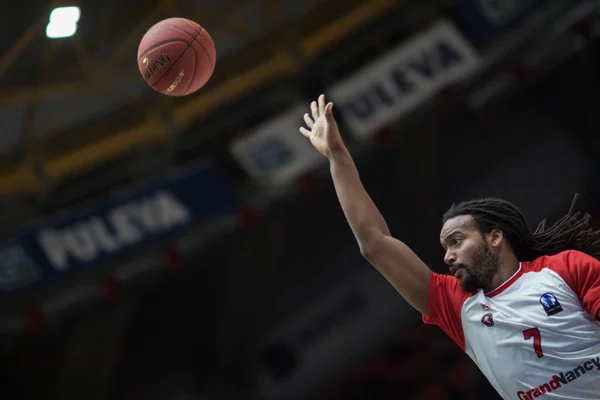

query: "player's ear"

left=487, top=229, right=503, bottom=248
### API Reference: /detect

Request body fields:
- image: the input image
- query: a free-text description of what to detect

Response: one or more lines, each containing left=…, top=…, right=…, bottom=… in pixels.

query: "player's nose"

left=444, top=250, right=456, bottom=266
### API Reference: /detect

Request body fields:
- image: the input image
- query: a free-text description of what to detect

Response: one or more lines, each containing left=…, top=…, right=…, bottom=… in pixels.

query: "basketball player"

left=299, top=94, right=600, bottom=399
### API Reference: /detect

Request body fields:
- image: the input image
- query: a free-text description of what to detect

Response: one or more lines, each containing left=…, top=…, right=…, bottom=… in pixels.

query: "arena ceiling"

left=0, top=0, right=402, bottom=200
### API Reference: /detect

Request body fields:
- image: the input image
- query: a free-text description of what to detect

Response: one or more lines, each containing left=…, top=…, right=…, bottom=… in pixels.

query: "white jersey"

left=423, top=250, right=600, bottom=399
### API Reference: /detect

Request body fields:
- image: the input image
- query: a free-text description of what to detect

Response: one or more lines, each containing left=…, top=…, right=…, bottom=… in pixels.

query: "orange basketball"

left=137, top=17, right=216, bottom=96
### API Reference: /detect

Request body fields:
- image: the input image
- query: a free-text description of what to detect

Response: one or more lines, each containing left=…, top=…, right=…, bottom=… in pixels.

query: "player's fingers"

left=318, top=94, right=326, bottom=115
left=310, top=101, right=318, bottom=119
left=303, top=113, right=314, bottom=128
left=325, top=102, right=335, bottom=121
left=299, top=126, right=311, bottom=137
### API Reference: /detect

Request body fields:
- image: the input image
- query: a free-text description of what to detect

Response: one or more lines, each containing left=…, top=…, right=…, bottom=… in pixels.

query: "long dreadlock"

left=442, top=194, right=600, bottom=262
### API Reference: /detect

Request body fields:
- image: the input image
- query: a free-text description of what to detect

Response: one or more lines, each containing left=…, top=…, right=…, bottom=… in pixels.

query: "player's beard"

left=458, top=241, right=501, bottom=293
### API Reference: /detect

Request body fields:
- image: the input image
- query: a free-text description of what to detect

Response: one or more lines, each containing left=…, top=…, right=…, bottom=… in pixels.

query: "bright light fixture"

left=46, top=6, right=81, bottom=39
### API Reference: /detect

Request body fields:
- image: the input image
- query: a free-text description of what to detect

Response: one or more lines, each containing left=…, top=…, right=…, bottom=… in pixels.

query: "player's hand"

left=300, top=94, right=345, bottom=159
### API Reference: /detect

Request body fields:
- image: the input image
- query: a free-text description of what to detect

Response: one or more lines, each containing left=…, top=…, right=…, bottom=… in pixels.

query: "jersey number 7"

left=523, top=327, right=544, bottom=358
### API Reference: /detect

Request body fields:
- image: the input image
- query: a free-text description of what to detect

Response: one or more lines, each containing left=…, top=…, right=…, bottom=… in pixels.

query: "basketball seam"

left=180, top=18, right=203, bottom=36
left=180, top=19, right=214, bottom=71
left=138, top=40, right=188, bottom=63
left=142, top=42, right=188, bottom=86
left=163, top=25, right=199, bottom=42
left=152, top=28, right=204, bottom=92
left=193, top=35, right=214, bottom=73
left=165, top=24, right=213, bottom=69
left=167, top=20, right=201, bottom=94
left=181, top=18, right=213, bottom=45
left=182, top=48, right=197, bottom=94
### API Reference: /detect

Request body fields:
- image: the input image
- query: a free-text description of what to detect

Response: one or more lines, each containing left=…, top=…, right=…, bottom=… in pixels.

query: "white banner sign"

left=230, top=104, right=322, bottom=186
left=328, top=19, right=481, bottom=138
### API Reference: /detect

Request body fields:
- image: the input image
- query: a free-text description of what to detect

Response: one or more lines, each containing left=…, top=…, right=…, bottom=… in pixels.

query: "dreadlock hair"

left=442, top=194, right=600, bottom=262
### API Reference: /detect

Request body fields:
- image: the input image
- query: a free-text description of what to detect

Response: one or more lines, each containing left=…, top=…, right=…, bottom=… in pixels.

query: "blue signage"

left=0, top=161, right=239, bottom=295
left=249, top=136, right=295, bottom=172
left=450, top=0, right=543, bottom=44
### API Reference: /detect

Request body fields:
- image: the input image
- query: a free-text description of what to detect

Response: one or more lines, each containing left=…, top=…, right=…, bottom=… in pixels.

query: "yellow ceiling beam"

left=22, top=38, right=59, bottom=147
left=193, top=8, right=262, bottom=39
left=173, top=51, right=296, bottom=129
left=0, top=20, right=40, bottom=81
left=33, top=47, right=294, bottom=182
left=100, top=7, right=161, bottom=72
left=0, top=0, right=402, bottom=194
left=0, top=166, right=40, bottom=196
left=229, top=0, right=263, bottom=26
left=266, top=0, right=282, bottom=29
left=159, top=0, right=175, bottom=13
left=0, top=81, right=104, bottom=107
left=42, top=117, right=167, bottom=181
left=40, top=51, right=295, bottom=181
left=300, top=0, right=397, bottom=57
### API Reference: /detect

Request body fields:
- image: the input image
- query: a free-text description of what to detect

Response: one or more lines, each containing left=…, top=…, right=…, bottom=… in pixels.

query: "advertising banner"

left=0, top=162, right=239, bottom=294
left=230, top=104, right=323, bottom=186
left=328, top=19, right=481, bottom=139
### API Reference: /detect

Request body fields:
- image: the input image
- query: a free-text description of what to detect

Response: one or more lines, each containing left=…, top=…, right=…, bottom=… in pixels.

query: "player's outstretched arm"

left=300, top=94, right=432, bottom=315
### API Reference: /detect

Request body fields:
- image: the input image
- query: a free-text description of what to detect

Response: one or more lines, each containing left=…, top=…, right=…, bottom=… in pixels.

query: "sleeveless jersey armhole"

left=422, top=272, right=471, bottom=351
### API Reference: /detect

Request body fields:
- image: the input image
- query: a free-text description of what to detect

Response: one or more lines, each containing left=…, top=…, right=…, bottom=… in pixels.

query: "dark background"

left=0, top=0, right=599, bottom=399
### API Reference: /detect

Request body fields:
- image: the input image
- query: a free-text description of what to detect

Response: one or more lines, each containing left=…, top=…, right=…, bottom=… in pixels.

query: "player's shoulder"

left=524, top=250, right=597, bottom=274
left=430, top=272, right=476, bottom=302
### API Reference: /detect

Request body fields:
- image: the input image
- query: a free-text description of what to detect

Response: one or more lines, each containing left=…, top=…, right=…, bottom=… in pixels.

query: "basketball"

left=137, top=18, right=216, bottom=96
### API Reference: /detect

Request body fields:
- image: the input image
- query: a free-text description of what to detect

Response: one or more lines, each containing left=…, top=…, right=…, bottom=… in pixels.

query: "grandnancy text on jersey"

left=37, top=191, right=192, bottom=271
left=516, top=356, right=600, bottom=399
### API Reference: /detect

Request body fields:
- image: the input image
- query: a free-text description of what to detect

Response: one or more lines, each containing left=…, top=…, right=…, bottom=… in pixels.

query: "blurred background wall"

left=0, top=0, right=599, bottom=399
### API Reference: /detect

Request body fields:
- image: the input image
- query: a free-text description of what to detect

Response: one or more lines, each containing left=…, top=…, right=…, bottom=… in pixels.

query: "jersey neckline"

left=485, top=262, right=523, bottom=298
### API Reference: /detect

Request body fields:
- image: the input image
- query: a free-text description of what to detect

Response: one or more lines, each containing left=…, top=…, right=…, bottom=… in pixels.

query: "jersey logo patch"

left=480, top=303, right=491, bottom=311
left=539, top=293, right=563, bottom=316
left=481, top=313, right=494, bottom=327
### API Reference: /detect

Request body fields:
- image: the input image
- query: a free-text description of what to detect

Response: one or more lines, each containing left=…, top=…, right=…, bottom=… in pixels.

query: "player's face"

left=440, top=215, right=501, bottom=292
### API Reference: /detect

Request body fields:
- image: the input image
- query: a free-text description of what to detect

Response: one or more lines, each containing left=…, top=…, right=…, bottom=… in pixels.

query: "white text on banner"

left=230, top=104, right=323, bottom=186
left=328, top=19, right=481, bottom=139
